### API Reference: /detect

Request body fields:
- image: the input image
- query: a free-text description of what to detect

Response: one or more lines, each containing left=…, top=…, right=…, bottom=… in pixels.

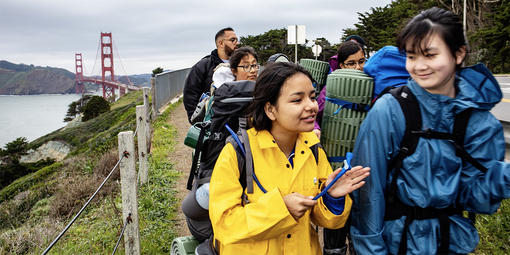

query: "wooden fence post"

left=142, top=87, right=152, bottom=151
left=118, top=131, right=140, bottom=255
left=150, top=78, right=157, bottom=120
left=136, top=105, right=148, bottom=185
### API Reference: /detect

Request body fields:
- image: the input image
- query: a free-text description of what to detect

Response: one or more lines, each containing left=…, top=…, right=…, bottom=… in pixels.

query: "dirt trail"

left=166, top=102, right=192, bottom=237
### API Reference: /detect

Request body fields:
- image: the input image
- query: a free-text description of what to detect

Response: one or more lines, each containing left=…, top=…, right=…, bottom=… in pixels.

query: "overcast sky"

left=0, top=0, right=393, bottom=75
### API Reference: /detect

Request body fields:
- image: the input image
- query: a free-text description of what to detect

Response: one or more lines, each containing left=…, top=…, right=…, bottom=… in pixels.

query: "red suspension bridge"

left=75, top=32, right=140, bottom=100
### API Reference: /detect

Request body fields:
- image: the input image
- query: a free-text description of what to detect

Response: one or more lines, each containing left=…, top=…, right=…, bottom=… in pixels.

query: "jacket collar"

left=248, top=128, right=320, bottom=150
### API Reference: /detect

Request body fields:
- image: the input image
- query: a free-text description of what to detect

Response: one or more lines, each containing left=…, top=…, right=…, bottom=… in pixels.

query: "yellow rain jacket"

left=209, top=128, right=352, bottom=254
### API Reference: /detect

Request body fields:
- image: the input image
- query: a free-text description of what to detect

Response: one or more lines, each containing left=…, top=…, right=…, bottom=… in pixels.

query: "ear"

left=216, top=39, right=223, bottom=49
left=339, top=63, right=346, bottom=69
left=455, top=46, right=467, bottom=65
left=231, top=68, right=237, bottom=78
left=264, top=102, right=277, bottom=121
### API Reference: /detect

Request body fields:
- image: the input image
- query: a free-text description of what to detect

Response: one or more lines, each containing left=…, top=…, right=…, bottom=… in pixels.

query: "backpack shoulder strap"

left=452, top=109, right=488, bottom=173
left=386, top=86, right=421, bottom=204
left=310, top=142, right=323, bottom=165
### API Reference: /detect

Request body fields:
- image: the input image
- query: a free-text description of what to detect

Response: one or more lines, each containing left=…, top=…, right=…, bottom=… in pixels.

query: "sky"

left=0, top=0, right=393, bottom=75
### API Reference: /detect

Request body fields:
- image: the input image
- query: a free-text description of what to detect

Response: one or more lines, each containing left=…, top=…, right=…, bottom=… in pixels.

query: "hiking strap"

left=325, top=97, right=370, bottom=114
left=187, top=121, right=211, bottom=190
left=239, top=118, right=254, bottom=194
left=385, top=199, right=461, bottom=255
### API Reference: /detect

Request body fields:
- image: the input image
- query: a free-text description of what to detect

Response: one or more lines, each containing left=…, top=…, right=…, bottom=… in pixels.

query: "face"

left=264, top=73, right=318, bottom=136
left=405, top=33, right=465, bottom=96
left=221, top=30, right=239, bottom=57
left=232, top=54, right=258, bottom=81
left=339, top=50, right=365, bottom=71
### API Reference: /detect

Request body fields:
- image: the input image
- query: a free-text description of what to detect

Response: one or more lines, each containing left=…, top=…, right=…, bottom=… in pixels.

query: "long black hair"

left=397, top=7, right=467, bottom=65
left=248, top=62, right=314, bottom=131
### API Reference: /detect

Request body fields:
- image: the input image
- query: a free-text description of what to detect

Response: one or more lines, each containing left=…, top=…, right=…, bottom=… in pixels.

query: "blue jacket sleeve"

left=349, top=95, right=406, bottom=254
left=457, top=111, right=510, bottom=213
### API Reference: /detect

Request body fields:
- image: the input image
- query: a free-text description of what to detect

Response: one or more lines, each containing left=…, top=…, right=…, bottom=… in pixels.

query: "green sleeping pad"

left=320, top=69, right=374, bottom=169
left=299, top=59, right=330, bottom=90
left=171, top=236, right=200, bottom=255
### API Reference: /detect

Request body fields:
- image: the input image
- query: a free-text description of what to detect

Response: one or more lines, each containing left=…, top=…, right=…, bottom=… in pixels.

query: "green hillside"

left=0, top=91, right=182, bottom=254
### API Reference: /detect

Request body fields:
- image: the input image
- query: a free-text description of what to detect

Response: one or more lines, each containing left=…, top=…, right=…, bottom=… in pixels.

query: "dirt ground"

left=166, top=102, right=192, bottom=236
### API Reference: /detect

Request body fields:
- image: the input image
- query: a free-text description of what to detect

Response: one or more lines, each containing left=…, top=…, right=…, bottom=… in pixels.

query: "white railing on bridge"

left=152, top=68, right=191, bottom=114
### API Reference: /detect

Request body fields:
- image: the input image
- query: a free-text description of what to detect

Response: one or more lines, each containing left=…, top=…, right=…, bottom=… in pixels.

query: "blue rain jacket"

left=350, top=63, right=510, bottom=254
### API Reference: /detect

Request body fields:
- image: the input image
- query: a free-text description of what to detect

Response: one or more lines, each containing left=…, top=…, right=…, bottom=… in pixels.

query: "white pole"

left=118, top=131, right=140, bottom=255
left=295, top=25, right=298, bottom=63
left=463, top=0, right=467, bottom=33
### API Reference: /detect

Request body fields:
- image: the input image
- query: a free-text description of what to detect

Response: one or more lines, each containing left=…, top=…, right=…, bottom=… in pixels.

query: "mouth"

left=416, top=73, right=432, bottom=79
left=301, top=114, right=316, bottom=123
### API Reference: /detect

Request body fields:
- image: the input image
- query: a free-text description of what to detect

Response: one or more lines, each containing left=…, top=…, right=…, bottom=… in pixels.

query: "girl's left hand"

left=325, top=166, right=370, bottom=198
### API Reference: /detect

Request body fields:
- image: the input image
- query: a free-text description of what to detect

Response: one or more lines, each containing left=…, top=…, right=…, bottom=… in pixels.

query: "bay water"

left=0, top=94, right=83, bottom=147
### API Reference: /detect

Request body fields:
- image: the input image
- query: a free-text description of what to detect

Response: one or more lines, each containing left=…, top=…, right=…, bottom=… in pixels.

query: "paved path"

left=166, top=102, right=192, bottom=237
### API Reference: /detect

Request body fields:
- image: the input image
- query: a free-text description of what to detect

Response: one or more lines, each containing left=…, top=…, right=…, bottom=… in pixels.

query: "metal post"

left=295, top=25, right=298, bottom=63
left=136, top=106, right=148, bottom=185
left=118, top=131, right=140, bottom=255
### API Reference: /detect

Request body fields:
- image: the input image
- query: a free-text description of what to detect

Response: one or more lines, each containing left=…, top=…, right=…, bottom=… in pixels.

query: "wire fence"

left=42, top=88, right=154, bottom=255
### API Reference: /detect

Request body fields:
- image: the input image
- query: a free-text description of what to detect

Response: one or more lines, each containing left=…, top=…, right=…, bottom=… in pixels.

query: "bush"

left=82, top=96, right=110, bottom=121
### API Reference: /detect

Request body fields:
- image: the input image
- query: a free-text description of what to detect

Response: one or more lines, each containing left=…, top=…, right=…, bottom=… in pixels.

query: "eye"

left=425, top=53, right=436, bottom=58
left=407, top=55, right=415, bottom=60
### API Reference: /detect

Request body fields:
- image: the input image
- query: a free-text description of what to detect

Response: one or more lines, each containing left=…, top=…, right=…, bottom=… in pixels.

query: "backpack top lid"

left=210, top=80, right=256, bottom=131
left=363, top=46, right=410, bottom=96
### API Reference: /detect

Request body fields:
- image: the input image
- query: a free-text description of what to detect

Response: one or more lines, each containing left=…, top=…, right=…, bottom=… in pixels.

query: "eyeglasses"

left=343, top=58, right=366, bottom=68
left=237, top=64, right=260, bottom=72
left=224, top=37, right=238, bottom=44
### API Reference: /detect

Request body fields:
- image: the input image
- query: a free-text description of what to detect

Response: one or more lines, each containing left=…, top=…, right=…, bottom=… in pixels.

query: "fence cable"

left=42, top=152, right=129, bottom=255
left=111, top=213, right=132, bottom=255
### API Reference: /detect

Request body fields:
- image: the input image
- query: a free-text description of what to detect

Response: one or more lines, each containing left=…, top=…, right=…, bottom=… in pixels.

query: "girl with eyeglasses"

left=313, top=41, right=366, bottom=139
left=209, top=62, right=370, bottom=254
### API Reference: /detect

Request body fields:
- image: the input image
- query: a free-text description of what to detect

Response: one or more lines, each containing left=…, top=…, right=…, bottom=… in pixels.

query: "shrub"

left=82, top=96, right=110, bottom=121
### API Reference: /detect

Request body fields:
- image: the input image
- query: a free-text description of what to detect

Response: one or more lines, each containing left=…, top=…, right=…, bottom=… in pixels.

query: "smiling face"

left=405, top=33, right=465, bottom=97
left=264, top=73, right=318, bottom=136
left=232, top=54, right=258, bottom=81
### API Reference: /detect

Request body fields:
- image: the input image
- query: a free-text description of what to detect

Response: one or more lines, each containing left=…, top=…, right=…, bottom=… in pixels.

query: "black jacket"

left=183, top=49, right=224, bottom=122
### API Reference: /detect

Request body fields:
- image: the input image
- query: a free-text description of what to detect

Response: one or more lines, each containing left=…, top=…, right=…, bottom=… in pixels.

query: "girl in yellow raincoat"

left=209, top=62, right=370, bottom=254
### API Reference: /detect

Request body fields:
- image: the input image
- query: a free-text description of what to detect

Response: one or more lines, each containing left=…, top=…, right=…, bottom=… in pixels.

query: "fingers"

left=283, top=193, right=317, bottom=220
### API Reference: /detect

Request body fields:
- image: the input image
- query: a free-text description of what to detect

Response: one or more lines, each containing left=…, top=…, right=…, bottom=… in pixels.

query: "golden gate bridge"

left=74, top=32, right=140, bottom=100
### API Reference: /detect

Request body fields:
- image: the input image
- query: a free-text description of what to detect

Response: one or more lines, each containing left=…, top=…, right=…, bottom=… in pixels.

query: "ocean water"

left=0, top=94, right=82, bottom=147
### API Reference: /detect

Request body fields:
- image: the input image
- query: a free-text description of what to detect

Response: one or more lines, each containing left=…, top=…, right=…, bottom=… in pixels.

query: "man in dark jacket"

left=183, top=27, right=239, bottom=122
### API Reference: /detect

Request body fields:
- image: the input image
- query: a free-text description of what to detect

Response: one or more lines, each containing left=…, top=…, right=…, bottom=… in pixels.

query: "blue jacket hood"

left=407, top=63, right=502, bottom=115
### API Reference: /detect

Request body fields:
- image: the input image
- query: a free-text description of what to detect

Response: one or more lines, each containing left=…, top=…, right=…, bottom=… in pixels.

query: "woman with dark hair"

left=313, top=41, right=366, bottom=138
left=212, top=46, right=259, bottom=88
left=350, top=7, right=510, bottom=254
left=208, top=62, right=370, bottom=254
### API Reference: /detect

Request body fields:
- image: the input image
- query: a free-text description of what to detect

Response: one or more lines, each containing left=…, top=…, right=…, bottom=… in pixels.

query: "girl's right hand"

left=283, top=192, right=317, bottom=220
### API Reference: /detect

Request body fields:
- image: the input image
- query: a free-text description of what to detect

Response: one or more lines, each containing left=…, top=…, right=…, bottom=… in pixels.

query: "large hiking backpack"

left=299, top=58, right=330, bottom=93
left=320, top=69, right=374, bottom=169
left=382, top=85, right=488, bottom=255
left=182, top=80, right=255, bottom=242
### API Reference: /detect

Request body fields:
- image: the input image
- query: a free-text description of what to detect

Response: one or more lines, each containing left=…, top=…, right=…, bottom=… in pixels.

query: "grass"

left=473, top=199, right=510, bottom=254
left=28, top=100, right=182, bottom=254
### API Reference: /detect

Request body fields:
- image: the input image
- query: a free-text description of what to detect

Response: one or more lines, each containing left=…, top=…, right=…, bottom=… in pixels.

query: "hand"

left=283, top=192, right=317, bottom=220
left=325, top=166, right=370, bottom=198
left=313, top=129, right=321, bottom=139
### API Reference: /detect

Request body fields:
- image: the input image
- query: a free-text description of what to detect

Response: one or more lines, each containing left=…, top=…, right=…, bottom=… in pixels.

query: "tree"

left=0, top=137, right=28, bottom=165
left=64, top=101, right=78, bottom=122
left=82, top=96, right=110, bottom=121
left=239, top=28, right=314, bottom=64
left=152, top=67, right=164, bottom=77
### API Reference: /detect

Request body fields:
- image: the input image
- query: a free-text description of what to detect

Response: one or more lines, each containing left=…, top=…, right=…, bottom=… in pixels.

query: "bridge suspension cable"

left=89, top=37, right=101, bottom=77
left=113, top=39, right=132, bottom=85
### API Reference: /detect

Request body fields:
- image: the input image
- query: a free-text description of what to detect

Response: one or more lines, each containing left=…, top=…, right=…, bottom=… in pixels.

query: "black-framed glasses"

left=343, top=58, right=366, bottom=68
left=224, top=37, right=238, bottom=43
left=237, top=64, right=260, bottom=72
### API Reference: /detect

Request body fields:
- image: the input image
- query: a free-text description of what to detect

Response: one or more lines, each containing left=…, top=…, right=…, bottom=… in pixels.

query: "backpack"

left=182, top=80, right=256, bottom=242
left=383, top=85, right=488, bottom=255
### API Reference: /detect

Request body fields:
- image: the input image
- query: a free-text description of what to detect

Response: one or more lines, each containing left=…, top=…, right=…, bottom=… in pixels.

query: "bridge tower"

left=101, top=32, right=115, bottom=100
left=75, top=53, right=84, bottom=94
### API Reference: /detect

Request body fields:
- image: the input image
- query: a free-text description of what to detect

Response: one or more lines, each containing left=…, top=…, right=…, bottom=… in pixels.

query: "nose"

left=413, top=56, right=428, bottom=71
left=305, top=97, right=317, bottom=111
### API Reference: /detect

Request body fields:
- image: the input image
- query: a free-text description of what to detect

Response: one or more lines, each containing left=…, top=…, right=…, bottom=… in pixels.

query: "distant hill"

left=0, top=61, right=75, bottom=95
left=0, top=60, right=152, bottom=95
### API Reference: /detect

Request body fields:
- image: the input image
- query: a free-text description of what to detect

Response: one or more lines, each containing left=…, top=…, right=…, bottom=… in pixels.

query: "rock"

left=20, top=141, right=71, bottom=163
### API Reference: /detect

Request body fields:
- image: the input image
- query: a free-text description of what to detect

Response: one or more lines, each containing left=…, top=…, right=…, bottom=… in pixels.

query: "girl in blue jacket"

left=350, top=7, right=510, bottom=254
